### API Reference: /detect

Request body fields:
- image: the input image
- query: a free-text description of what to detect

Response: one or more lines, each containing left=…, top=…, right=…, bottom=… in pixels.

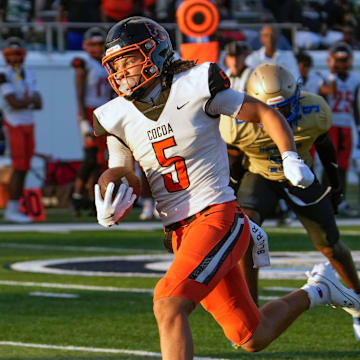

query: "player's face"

left=3, top=49, right=25, bottom=68
left=328, top=55, right=352, bottom=75
left=225, top=54, right=247, bottom=76
left=85, top=40, right=104, bottom=60
left=274, top=103, right=291, bottom=118
left=260, top=27, right=277, bottom=49
left=110, top=51, right=145, bottom=96
left=298, top=62, right=310, bottom=78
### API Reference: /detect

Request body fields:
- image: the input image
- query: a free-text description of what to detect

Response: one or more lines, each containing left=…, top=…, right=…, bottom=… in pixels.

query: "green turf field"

left=0, top=225, right=360, bottom=359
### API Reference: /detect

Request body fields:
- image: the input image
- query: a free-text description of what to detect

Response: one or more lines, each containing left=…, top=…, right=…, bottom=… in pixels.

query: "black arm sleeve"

left=314, top=132, right=340, bottom=190
left=208, top=63, right=231, bottom=97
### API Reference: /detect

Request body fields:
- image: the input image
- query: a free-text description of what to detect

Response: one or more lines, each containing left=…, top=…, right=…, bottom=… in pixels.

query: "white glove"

left=94, top=182, right=136, bottom=227
left=282, top=151, right=314, bottom=189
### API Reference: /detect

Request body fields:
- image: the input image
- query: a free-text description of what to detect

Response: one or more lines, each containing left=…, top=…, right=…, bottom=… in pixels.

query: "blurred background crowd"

left=0, top=0, right=360, bottom=51
left=0, top=0, right=360, bottom=223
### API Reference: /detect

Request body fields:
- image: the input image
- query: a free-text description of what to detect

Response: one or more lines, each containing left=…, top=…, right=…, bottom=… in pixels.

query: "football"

left=97, top=167, right=141, bottom=221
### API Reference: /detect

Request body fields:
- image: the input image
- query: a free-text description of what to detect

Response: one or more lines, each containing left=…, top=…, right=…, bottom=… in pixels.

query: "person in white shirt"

left=296, top=51, right=323, bottom=94
left=0, top=37, right=42, bottom=223
left=70, top=27, right=113, bottom=216
left=245, top=25, right=301, bottom=81
left=93, top=16, right=360, bottom=359
left=223, top=40, right=252, bottom=92
left=319, top=42, right=360, bottom=217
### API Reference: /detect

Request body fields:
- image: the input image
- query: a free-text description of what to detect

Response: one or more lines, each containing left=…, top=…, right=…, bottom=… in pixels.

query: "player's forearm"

left=261, top=107, right=296, bottom=154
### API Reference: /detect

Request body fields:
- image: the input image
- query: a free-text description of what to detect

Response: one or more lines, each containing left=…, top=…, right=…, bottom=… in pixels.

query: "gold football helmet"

left=246, top=63, right=301, bottom=125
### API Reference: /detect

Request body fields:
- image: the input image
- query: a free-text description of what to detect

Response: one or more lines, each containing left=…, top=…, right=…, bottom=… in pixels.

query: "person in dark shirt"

left=56, top=0, right=102, bottom=50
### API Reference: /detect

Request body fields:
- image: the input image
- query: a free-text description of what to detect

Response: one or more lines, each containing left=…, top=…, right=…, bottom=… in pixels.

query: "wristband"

left=281, top=151, right=299, bottom=161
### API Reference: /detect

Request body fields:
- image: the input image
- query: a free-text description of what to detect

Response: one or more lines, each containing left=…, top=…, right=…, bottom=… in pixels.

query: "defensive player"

left=220, top=62, right=360, bottom=341
left=93, top=17, right=360, bottom=359
left=0, top=37, right=42, bottom=223
left=319, top=42, right=360, bottom=216
left=71, top=27, right=113, bottom=215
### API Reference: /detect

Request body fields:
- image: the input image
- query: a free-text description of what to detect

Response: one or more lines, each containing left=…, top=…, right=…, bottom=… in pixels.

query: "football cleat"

left=305, top=262, right=360, bottom=309
left=343, top=304, right=360, bottom=342
left=4, top=209, right=32, bottom=223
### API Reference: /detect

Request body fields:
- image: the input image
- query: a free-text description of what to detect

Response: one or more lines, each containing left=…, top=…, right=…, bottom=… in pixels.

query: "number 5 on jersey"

left=152, top=136, right=190, bottom=192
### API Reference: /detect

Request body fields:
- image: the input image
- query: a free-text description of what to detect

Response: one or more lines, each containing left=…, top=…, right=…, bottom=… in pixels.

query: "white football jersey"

left=0, top=65, right=38, bottom=126
left=301, top=70, right=323, bottom=95
left=94, top=63, right=237, bottom=225
left=226, top=67, right=252, bottom=93
left=321, top=71, right=360, bottom=128
left=83, top=53, right=112, bottom=108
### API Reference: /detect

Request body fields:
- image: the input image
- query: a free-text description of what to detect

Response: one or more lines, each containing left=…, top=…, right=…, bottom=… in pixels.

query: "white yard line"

left=29, top=291, right=79, bottom=298
left=0, top=280, right=154, bottom=294
left=0, top=219, right=359, bottom=233
left=0, top=341, right=229, bottom=360
left=0, top=242, right=164, bottom=254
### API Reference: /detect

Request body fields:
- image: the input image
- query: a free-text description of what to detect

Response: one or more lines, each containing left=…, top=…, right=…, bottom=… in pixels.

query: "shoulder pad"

left=93, top=113, right=109, bottom=137
left=208, top=63, right=231, bottom=97
left=72, top=57, right=86, bottom=69
left=0, top=73, right=7, bottom=84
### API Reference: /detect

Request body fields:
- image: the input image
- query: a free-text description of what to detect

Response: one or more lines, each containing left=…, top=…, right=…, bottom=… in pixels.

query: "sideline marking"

left=0, top=242, right=164, bottom=254
left=29, top=291, right=79, bottom=298
left=0, top=280, right=292, bottom=302
left=0, top=280, right=154, bottom=294
left=0, top=341, right=229, bottom=360
left=0, top=218, right=358, bottom=232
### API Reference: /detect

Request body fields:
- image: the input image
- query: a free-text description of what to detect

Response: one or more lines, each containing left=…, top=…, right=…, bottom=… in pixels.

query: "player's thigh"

left=282, top=179, right=339, bottom=247
left=5, top=123, right=33, bottom=170
left=237, top=171, right=279, bottom=222
left=154, top=202, right=250, bottom=305
left=200, top=263, right=261, bottom=345
left=337, top=127, right=352, bottom=170
left=329, top=126, right=352, bottom=170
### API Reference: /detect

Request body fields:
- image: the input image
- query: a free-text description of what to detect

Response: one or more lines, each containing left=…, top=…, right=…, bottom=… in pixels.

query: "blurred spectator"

left=0, top=0, right=36, bottom=38
left=319, top=42, right=360, bottom=216
left=56, top=0, right=102, bottom=50
left=71, top=27, right=113, bottom=216
left=155, top=0, right=176, bottom=22
left=245, top=25, right=300, bottom=80
left=223, top=40, right=252, bottom=92
left=296, top=51, right=323, bottom=94
left=100, top=0, right=148, bottom=23
left=0, top=37, right=43, bottom=223
left=341, top=23, right=360, bottom=49
left=262, top=0, right=304, bottom=44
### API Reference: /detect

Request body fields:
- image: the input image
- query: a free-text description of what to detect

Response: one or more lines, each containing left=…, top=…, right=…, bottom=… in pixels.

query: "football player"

left=93, top=17, right=360, bottom=358
left=319, top=42, right=360, bottom=216
left=0, top=37, right=42, bottom=223
left=71, top=27, right=113, bottom=215
left=220, top=62, right=360, bottom=342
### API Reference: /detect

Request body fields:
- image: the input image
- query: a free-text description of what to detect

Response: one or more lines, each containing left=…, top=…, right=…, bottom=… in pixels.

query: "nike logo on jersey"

left=235, top=119, right=246, bottom=124
left=177, top=101, right=189, bottom=110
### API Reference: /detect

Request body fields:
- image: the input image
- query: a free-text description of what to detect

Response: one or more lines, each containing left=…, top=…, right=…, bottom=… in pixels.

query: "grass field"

left=0, top=215, right=360, bottom=359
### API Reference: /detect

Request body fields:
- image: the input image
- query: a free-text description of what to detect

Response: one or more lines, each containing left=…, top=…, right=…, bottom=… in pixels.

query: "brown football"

left=97, top=167, right=141, bottom=221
